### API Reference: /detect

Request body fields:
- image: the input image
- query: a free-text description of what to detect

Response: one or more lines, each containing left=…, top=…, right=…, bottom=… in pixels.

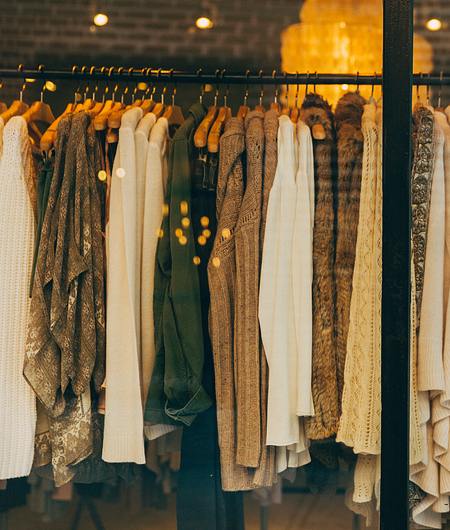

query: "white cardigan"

left=293, top=120, right=315, bottom=417
left=140, top=116, right=168, bottom=406
left=0, top=117, right=36, bottom=479
left=103, top=107, right=146, bottom=464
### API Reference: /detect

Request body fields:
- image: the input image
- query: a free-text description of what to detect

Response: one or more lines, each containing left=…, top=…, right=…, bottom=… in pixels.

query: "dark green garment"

left=145, top=102, right=212, bottom=427
left=30, top=154, right=55, bottom=296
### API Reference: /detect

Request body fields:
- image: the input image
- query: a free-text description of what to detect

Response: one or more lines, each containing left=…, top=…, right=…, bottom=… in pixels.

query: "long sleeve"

left=293, top=120, right=315, bottom=417
left=141, top=117, right=167, bottom=405
left=103, top=107, right=145, bottom=464
left=418, top=118, right=445, bottom=393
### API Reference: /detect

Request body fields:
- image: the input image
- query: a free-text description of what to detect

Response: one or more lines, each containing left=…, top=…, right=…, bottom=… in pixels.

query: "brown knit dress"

left=334, top=92, right=366, bottom=407
left=234, top=110, right=265, bottom=468
left=300, top=94, right=340, bottom=440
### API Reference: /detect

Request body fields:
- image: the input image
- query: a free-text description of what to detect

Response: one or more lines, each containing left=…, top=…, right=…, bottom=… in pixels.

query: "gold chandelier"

left=281, top=0, right=433, bottom=105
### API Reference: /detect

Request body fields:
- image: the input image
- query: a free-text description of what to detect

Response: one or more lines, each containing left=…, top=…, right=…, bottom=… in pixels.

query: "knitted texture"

left=234, top=110, right=264, bottom=467
left=0, top=116, right=36, bottom=479
left=337, top=102, right=382, bottom=455
left=334, top=92, right=365, bottom=406
left=300, top=94, right=339, bottom=439
left=209, top=117, right=275, bottom=490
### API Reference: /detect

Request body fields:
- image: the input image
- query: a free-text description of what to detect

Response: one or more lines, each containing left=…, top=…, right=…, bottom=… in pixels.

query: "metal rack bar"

left=380, top=0, right=412, bottom=529
left=0, top=67, right=449, bottom=85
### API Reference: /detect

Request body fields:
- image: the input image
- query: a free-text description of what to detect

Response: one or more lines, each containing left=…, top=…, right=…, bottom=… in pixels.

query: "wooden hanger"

left=270, top=72, right=281, bottom=114
left=290, top=77, right=300, bottom=123
left=162, top=87, right=184, bottom=126
left=195, top=84, right=219, bottom=148
left=40, top=102, right=74, bottom=152
left=1, top=81, right=29, bottom=124
left=107, top=86, right=133, bottom=129
left=22, top=83, right=55, bottom=128
left=0, top=82, right=7, bottom=114
left=207, top=105, right=231, bottom=153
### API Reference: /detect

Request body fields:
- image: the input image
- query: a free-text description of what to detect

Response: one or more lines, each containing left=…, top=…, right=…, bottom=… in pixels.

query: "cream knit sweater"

left=0, top=116, right=36, bottom=479
left=103, top=107, right=145, bottom=464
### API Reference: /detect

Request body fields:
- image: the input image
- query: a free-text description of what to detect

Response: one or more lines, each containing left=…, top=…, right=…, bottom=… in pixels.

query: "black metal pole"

left=0, top=67, right=449, bottom=85
left=381, top=1, right=412, bottom=529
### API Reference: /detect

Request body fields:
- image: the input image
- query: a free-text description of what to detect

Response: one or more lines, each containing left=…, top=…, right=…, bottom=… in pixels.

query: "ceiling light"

left=426, top=18, right=442, bottom=31
left=196, top=16, right=214, bottom=30
left=93, top=13, right=109, bottom=27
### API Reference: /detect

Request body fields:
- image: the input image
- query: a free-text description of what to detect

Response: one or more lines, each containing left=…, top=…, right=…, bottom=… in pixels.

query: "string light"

left=426, top=18, right=442, bottom=31
left=196, top=16, right=214, bottom=30
left=93, top=13, right=109, bottom=26
left=341, top=83, right=349, bottom=91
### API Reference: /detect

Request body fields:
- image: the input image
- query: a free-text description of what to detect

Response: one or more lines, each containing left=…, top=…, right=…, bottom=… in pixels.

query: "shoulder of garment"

left=135, top=111, right=156, bottom=139
left=300, top=93, right=335, bottom=140
left=335, top=92, right=366, bottom=135
left=149, top=116, right=169, bottom=149
left=121, top=106, right=144, bottom=130
left=171, top=103, right=206, bottom=143
left=244, top=109, right=264, bottom=134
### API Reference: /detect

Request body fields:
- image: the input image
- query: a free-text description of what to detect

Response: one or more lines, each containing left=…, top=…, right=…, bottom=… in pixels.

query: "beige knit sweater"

left=234, top=110, right=265, bottom=468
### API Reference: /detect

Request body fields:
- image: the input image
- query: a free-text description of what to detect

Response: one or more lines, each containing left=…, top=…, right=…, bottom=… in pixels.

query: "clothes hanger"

left=236, top=70, right=250, bottom=119
left=162, top=75, right=184, bottom=126
left=290, top=73, right=300, bottom=124
left=85, top=67, right=105, bottom=116
left=270, top=70, right=281, bottom=114
left=309, top=73, right=326, bottom=140
left=40, top=66, right=79, bottom=152
left=94, top=68, right=124, bottom=131
left=1, top=66, right=29, bottom=124
left=280, top=73, right=290, bottom=116
left=149, top=69, right=166, bottom=119
left=195, top=70, right=219, bottom=148
left=22, top=81, right=55, bottom=132
left=140, top=68, right=156, bottom=114
left=107, top=68, right=134, bottom=130
left=254, top=70, right=265, bottom=112
left=208, top=76, right=231, bottom=153
left=74, top=66, right=95, bottom=112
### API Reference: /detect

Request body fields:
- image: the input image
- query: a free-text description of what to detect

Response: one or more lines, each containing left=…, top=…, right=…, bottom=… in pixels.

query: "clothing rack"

left=0, top=66, right=449, bottom=86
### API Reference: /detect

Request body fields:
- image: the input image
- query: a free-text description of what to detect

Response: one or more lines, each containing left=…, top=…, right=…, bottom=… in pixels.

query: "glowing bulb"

left=175, top=228, right=183, bottom=238
left=222, top=228, right=231, bottom=239
left=137, top=82, right=148, bottom=91
left=116, top=167, right=126, bottom=178
left=200, top=216, right=209, bottom=227
left=193, top=256, right=201, bottom=265
left=212, top=257, right=221, bottom=268
left=196, top=16, right=214, bottom=30
left=45, top=80, right=57, bottom=92
left=181, top=217, right=191, bottom=228
left=179, top=236, right=188, bottom=245
left=426, top=18, right=442, bottom=31
left=341, top=84, right=349, bottom=91
left=93, top=13, right=109, bottom=27
left=25, top=78, right=36, bottom=83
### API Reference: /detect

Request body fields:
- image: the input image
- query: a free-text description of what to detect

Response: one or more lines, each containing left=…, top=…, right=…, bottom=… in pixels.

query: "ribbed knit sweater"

left=0, top=116, right=36, bottom=479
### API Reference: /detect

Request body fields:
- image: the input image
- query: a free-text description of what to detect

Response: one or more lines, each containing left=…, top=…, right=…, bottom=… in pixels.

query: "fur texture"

left=334, top=92, right=366, bottom=408
left=300, top=94, right=340, bottom=440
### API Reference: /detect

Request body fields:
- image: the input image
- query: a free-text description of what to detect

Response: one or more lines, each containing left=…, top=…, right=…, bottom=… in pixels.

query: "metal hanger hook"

left=295, top=72, right=300, bottom=108
left=438, top=70, right=444, bottom=108
left=272, top=70, right=278, bottom=104
left=305, top=71, right=310, bottom=97
left=244, top=69, right=250, bottom=106
left=355, top=71, right=360, bottom=93
left=196, top=68, right=203, bottom=103
left=259, top=69, right=264, bottom=107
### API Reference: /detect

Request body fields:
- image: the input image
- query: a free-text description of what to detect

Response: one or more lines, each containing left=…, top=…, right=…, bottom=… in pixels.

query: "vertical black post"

left=381, top=1, right=412, bottom=530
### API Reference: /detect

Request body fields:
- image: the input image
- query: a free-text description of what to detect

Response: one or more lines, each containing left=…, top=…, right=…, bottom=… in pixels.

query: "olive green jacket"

left=144, top=102, right=211, bottom=427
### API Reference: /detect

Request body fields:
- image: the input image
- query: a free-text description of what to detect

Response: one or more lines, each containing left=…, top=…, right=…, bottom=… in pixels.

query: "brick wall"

left=0, top=1, right=448, bottom=105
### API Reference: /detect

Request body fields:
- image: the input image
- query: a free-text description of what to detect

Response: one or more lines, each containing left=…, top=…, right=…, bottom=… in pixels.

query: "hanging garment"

left=25, top=112, right=106, bottom=486
left=135, top=111, right=156, bottom=374
left=208, top=117, right=276, bottom=491
left=293, top=120, right=315, bottom=417
left=300, top=94, right=339, bottom=440
left=141, top=116, right=168, bottom=408
left=254, top=109, right=278, bottom=487
left=338, top=102, right=383, bottom=508
left=103, top=106, right=145, bottom=464
left=0, top=116, right=36, bottom=480
left=337, top=101, right=381, bottom=454
left=234, top=110, right=264, bottom=468
left=260, top=115, right=305, bottom=453
left=410, top=107, right=444, bottom=530
left=435, top=109, right=450, bottom=500
left=412, top=110, right=446, bottom=529
left=409, top=105, right=436, bottom=517
left=146, top=102, right=212, bottom=429
left=208, top=117, right=253, bottom=490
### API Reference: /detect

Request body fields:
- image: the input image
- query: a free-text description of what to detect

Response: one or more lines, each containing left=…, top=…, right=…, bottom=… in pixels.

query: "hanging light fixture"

left=196, top=16, right=214, bottom=29
left=93, top=12, right=109, bottom=26
left=426, top=18, right=442, bottom=32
